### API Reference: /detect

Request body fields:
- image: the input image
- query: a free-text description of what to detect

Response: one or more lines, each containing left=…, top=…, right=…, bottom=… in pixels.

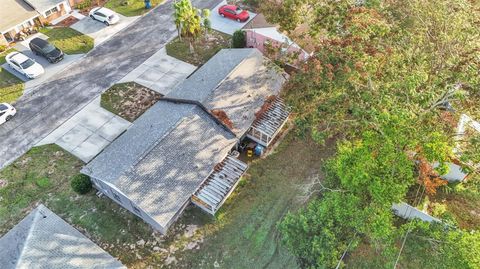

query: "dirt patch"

left=100, top=82, right=162, bottom=122
left=166, top=30, right=232, bottom=66
left=55, top=16, right=79, bottom=27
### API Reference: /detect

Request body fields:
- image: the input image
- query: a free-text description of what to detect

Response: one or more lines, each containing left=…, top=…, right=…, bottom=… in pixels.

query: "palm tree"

left=173, top=0, right=211, bottom=53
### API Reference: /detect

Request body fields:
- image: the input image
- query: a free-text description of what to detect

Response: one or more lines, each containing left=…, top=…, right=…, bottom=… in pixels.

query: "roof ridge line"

left=160, top=98, right=237, bottom=138
left=14, top=205, right=44, bottom=267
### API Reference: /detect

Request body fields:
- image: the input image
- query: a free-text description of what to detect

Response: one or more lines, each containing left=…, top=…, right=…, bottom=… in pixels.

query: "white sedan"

left=89, top=7, right=120, bottom=26
left=6, top=52, right=44, bottom=79
left=0, top=103, right=16, bottom=125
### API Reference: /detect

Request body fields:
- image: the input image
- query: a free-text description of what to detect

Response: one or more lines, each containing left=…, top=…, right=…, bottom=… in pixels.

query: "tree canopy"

left=274, top=0, right=480, bottom=268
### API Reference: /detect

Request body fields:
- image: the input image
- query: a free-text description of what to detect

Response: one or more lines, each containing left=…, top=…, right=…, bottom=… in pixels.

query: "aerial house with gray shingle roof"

left=0, top=204, right=125, bottom=269
left=82, top=48, right=289, bottom=234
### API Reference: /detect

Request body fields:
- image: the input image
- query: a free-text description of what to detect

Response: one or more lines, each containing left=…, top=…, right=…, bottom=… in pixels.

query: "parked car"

left=89, top=7, right=120, bottom=26
left=218, top=5, right=249, bottom=22
left=6, top=52, right=44, bottom=79
left=0, top=103, right=16, bottom=125
left=29, top=38, right=64, bottom=63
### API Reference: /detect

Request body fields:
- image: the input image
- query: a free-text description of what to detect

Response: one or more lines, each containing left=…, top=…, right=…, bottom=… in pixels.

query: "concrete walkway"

left=210, top=0, right=256, bottom=35
left=71, top=14, right=139, bottom=47
left=37, top=97, right=131, bottom=162
left=119, top=47, right=196, bottom=95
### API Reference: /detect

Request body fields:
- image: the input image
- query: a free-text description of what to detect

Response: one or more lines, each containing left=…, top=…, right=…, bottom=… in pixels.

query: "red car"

left=218, top=5, right=250, bottom=22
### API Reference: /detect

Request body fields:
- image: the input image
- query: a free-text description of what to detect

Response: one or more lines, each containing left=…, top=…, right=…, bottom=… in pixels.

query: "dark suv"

left=29, top=38, right=64, bottom=63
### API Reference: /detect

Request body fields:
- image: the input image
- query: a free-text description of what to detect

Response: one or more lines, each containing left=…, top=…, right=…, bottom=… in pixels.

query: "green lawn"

left=101, top=82, right=162, bottom=122
left=39, top=27, right=93, bottom=54
left=105, top=0, right=164, bottom=17
left=166, top=30, right=232, bottom=66
left=0, top=67, right=24, bottom=103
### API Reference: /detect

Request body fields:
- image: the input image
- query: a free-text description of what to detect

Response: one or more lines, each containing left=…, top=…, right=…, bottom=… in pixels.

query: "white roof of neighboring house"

left=0, top=0, right=39, bottom=33
left=432, top=113, right=480, bottom=182
left=392, top=202, right=441, bottom=223
left=433, top=162, right=468, bottom=182
left=24, top=0, right=65, bottom=13
left=0, top=204, right=125, bottom=269
left=250, top=27, right=296, bottom=46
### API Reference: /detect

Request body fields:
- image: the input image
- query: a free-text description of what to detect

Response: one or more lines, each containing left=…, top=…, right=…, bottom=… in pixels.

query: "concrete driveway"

left=37, top=97, right=131, bottom=162
left=119, top=47, right=197, bottom=95
left=1, top=33, right=84, bottom=91
left=210, top=0, right=256, bottom=35
left=71, top=14, right=139, bottom=46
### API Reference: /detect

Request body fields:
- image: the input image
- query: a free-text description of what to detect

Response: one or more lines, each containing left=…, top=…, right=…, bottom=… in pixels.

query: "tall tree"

left=276, top=0, right=480, bottom=268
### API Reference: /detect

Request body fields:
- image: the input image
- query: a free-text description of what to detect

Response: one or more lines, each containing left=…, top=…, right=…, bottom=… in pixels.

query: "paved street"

left=0, top=0, right=220, bottom=169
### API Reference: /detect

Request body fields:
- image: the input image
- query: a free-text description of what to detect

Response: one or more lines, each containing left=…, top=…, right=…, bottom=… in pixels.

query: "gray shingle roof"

left=82, top=49, right=285, bottom=230
left=83, top=101, right=237, bottom=228
left=0, top=204, right=125, bottom=269
left=24, top=0, right=64, bottom=13
left=167, top=48, right=287, bottom=136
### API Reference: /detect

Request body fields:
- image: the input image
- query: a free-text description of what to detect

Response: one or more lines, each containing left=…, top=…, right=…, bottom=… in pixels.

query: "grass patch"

left=0, top=68, right=24, bottom=103
left=0, top=145, right=83, bottom=232
left=0, top=48, right=16, bottom=65
left=166, top=30, right=232, bottom=66
left=105, top=0, right=164, bottom=17
left=431, top=188, right=480, bottom=230
left=101, top=82, right=162, bottom=122
left=39, top=27, right=93, bottom=54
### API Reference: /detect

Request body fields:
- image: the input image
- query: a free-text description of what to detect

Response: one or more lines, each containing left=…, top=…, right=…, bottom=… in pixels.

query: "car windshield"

left=43, top=44, right=56, bottom=53
left=108, top=15, right=115, bottom=20
left=235, top=7, right=243, bottom=14
left=0, top=104, right=7, bottom=111
left=20, top=59, right=35, bottom=69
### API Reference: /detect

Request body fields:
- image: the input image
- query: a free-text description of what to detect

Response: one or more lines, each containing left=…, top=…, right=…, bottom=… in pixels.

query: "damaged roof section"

left=82, top=100, right=237, bottom=229
left=168, top=48, right=287, bottom=136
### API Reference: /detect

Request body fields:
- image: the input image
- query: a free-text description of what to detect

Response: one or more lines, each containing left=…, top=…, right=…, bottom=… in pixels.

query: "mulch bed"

left=55, top=16, right=79, bottom=27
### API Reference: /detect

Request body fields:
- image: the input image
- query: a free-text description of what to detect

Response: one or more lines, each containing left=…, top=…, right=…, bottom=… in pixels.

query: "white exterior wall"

left=90, top=177, right=168, bottom=234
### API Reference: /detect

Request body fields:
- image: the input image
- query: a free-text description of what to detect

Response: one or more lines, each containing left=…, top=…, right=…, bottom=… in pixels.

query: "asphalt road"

left=0, top=0, right=220, bottom=169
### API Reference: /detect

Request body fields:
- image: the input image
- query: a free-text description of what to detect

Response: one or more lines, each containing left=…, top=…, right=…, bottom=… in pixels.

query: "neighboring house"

left=0, top=0, right=73, bottom=45
left=0, top=204, right=125, bottom=269
left=242, top=13, right=310, bottom=65
left=245, top=27, right=310, bottom=64
left=434, top=113, right=480, bottom=183
left=392, top=202, right=441, bottom=223
left=82, top=49, right=290, bottom=234
left=393, top=114, right=480, bottom=223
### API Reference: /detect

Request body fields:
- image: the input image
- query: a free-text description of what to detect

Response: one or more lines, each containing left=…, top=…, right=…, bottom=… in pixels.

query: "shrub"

left=0, top=45, right=7, bottom=53
left=71, top=174, right=92, bottom=194
left=75, top=0, right=92, bottom=10
left=232, top=30, right=246, bottom=48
